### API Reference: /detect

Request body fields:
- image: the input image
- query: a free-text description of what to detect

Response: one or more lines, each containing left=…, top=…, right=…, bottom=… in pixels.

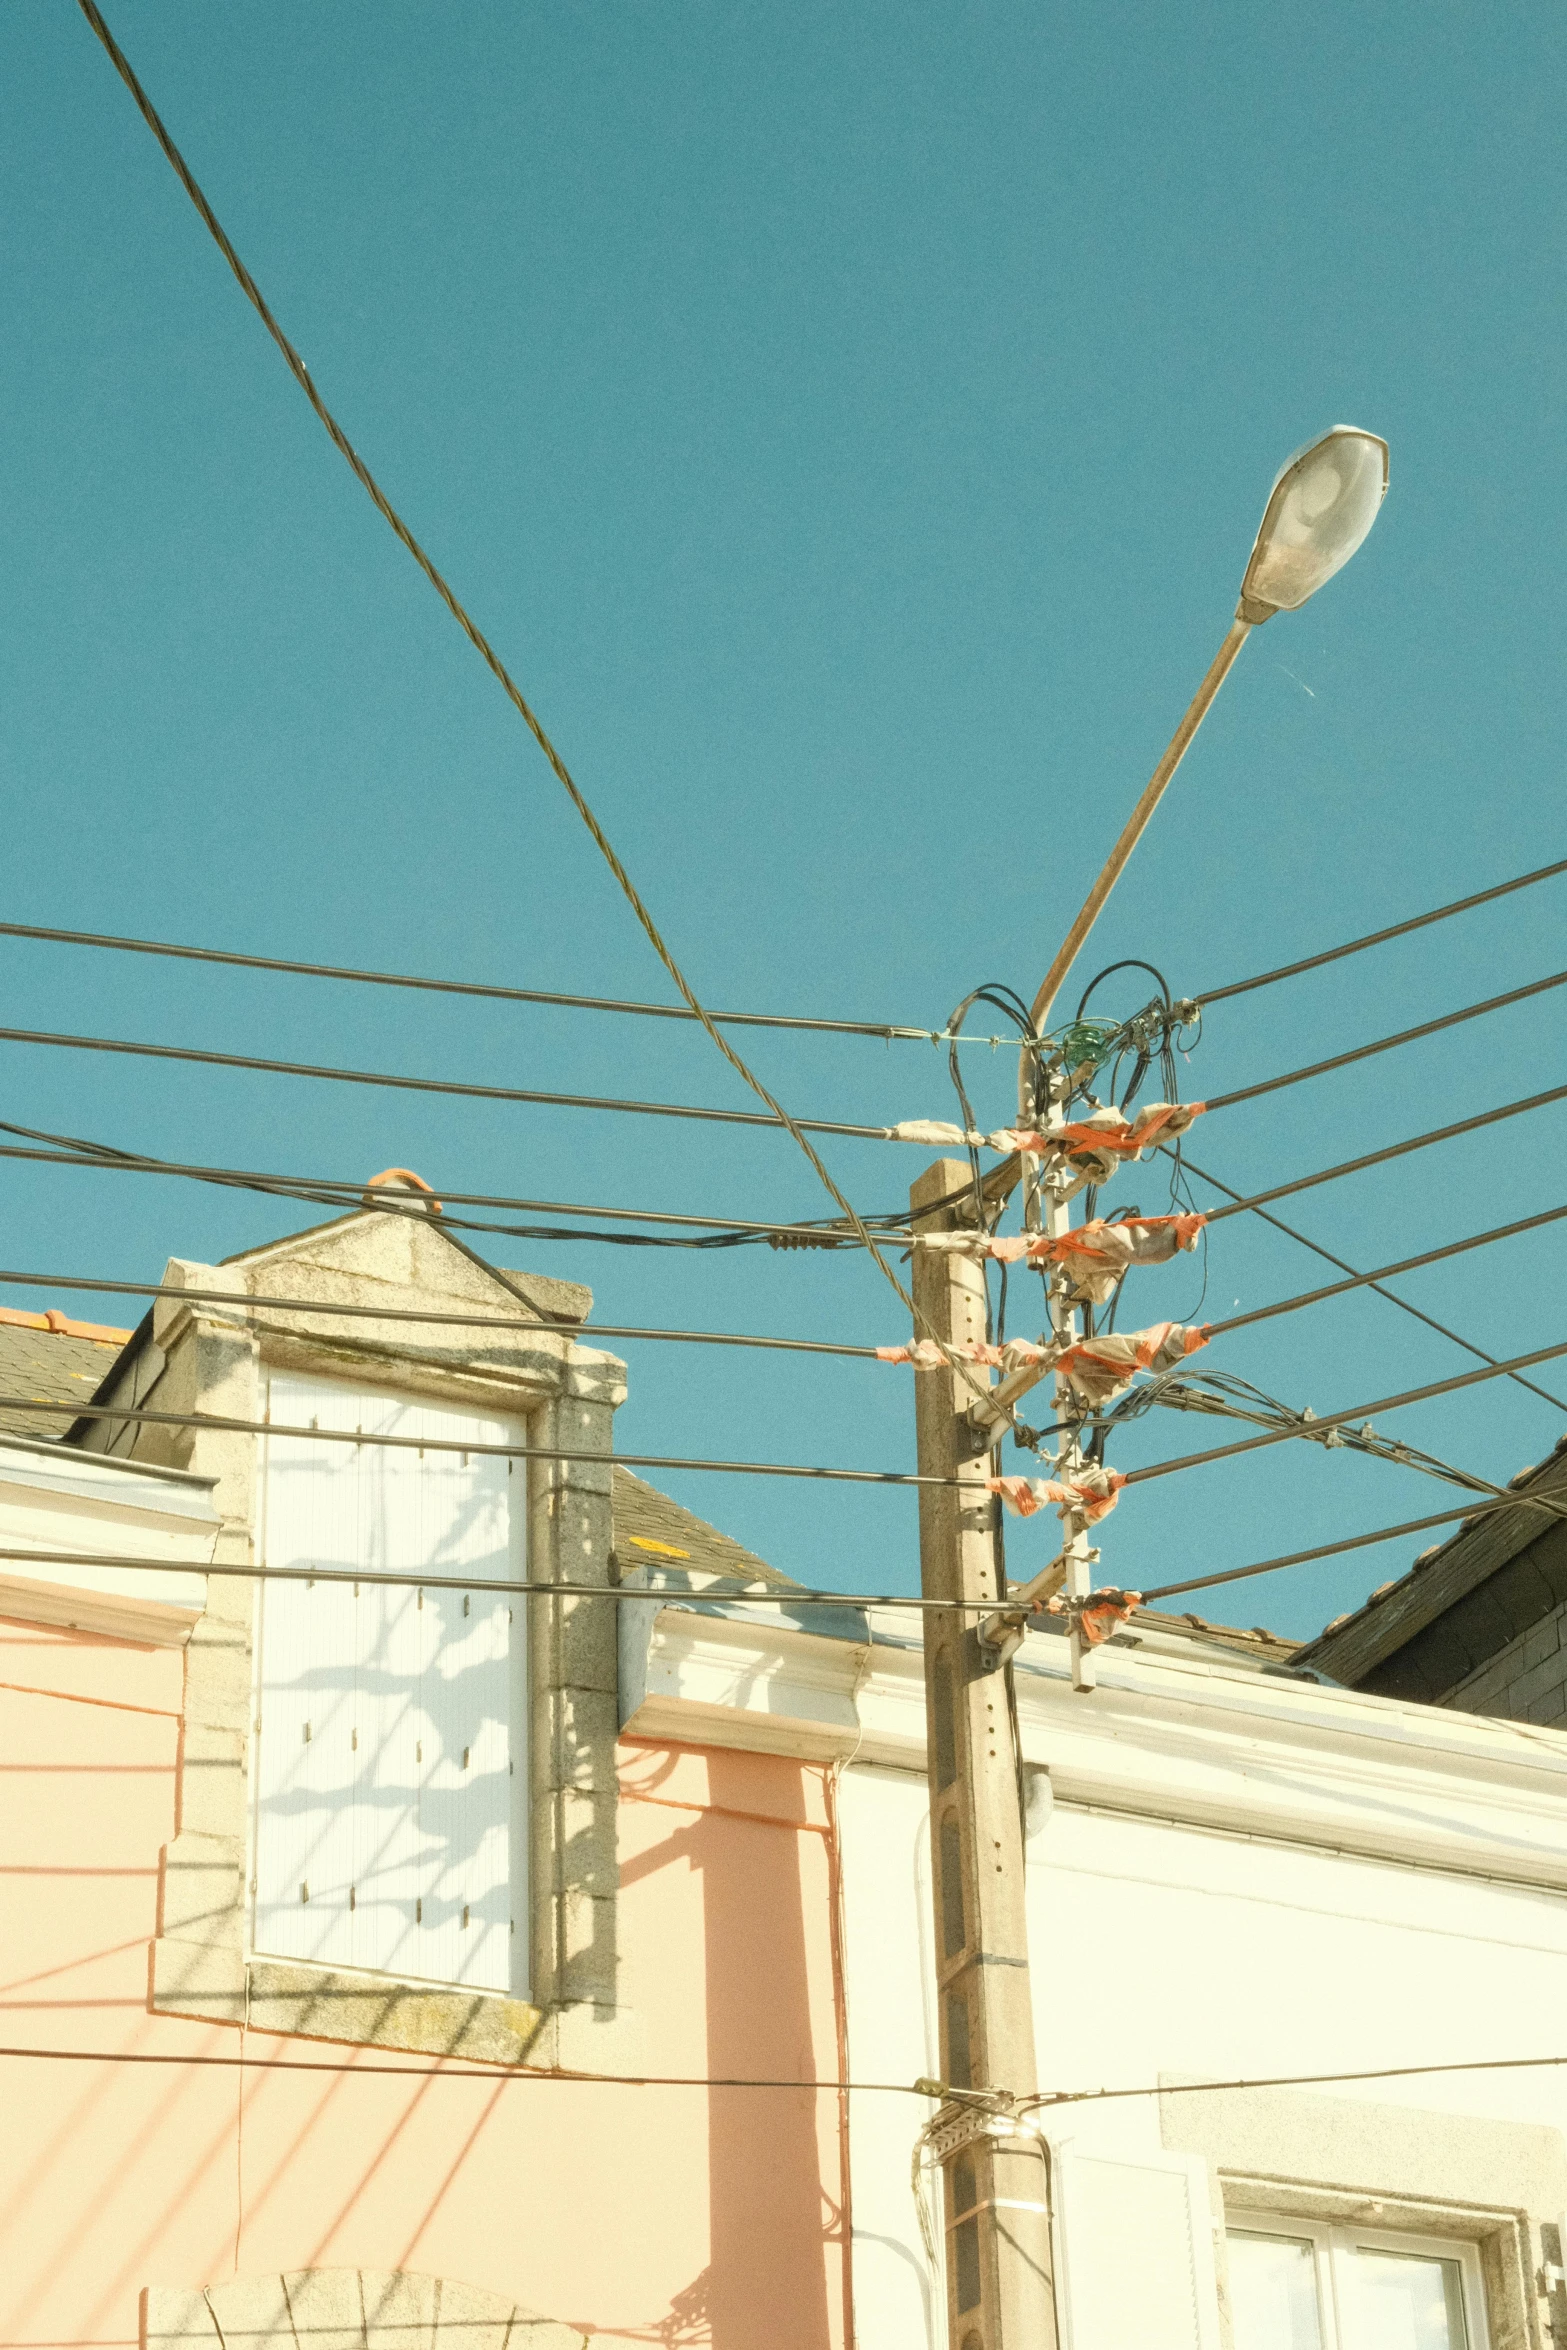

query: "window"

left=251, top=1371, right=526, bottom=1994
left=1228, top=2217, right=1488, bottom=2350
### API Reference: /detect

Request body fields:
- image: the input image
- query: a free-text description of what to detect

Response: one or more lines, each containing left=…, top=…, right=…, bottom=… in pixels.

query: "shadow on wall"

left=612, top=1746, right=838, bottom=2350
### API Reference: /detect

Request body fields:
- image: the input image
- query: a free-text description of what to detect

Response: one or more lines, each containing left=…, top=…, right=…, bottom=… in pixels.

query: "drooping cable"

left=0, top=1115, right=911, bottom=1252
left=0, top=1264, right=883, bottom=1359
left=1196, top=855, right=1567, bottom=1006
left=1100, top=1364, right=1567, bottom=1533
left=1122, top=1332, right=1567, bottom=1493
left=69, top=0, right=988, bottom=1415
left=8, top=2038, right=1567, bottom=2112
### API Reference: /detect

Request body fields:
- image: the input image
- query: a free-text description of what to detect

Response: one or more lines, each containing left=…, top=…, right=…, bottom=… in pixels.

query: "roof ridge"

left=0, top=1304, right=131, bottom=1344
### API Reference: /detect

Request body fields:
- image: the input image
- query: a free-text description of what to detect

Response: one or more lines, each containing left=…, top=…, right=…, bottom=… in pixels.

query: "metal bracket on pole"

left=977, top=1548, right=1098, bottom=1675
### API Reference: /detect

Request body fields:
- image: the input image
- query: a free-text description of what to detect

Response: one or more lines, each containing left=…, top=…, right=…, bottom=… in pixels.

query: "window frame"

left=1226, top=2209, right=1491, bottom=2350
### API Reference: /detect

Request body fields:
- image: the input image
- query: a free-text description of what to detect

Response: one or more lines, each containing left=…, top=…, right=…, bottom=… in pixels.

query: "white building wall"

left=838, top=1758, right=1567, bottom=2350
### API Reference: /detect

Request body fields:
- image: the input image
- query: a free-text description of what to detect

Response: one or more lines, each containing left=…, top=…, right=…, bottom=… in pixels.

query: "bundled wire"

left=0, top=1112, right=919, bottom=1255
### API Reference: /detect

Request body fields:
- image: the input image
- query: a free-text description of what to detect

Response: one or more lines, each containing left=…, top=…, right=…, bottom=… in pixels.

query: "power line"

left=1196, top=1078, right=1567, bottom=1224
left=0, top=1545, right=981, bottom=1614
left=0, top=2040, right=918, bottom=2094
left=1205, top=1202, right=1567, bottom=1344
left=1125, top=1332, right=1567, bottom=1494
left=2, top=2036, right=1566, bottom=2113
left=0, top=1266, right=882, bottom=1359
left=1205, top=966, right=1567, bottom=1114
left=0, top=1022, right=891, bottom=1140
left=0, top=1121, right=896, bottom=1247
left=1028, top=2051, right=1567, bottom=2114
left=1137, top=1493, right=1539, bottom=1606
left=70, top=0, right=986, bottom=1425
left=1184, top=1151, right=1567, bottom=1414
left=0, top=916, right=977, bottom=1048
left=4, top=1393, right=954, bottom=1489
left=1196, top=855, right=1567, bottom=1005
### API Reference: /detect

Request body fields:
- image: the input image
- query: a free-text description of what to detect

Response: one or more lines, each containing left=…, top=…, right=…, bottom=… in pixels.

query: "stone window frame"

left=1161, top=2076, right=1567, bottom=2350
left=83, top=1220, right=630, bottom=2070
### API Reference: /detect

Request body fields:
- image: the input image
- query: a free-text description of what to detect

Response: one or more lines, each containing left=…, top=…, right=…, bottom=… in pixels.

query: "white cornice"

left=620, top=1599, right=1567, bottom=1892
left=0, top=1440, right=220, bottom=1646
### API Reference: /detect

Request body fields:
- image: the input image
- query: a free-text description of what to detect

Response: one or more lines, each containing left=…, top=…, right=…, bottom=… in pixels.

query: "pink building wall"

left=0, top=1618, right=850, bottom=2350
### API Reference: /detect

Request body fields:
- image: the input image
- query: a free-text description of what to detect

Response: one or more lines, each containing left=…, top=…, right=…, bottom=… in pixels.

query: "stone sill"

left=152, top=1936, right=544, bottom=2064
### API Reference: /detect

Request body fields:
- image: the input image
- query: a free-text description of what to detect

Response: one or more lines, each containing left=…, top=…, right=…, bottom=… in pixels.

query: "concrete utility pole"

left=911, top=1157, right=1057, bottom=2350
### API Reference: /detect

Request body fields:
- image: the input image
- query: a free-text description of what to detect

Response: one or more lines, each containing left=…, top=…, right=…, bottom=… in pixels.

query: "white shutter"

left=1051, top=2143, right=1222, bottom=2350
left=253, top=1372, right=526, bottom=1994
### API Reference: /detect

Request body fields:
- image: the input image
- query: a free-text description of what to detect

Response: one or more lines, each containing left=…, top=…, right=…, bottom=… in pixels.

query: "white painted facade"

left=622, top=1582, right=1567, bottom=2349
left=0, top=1433, right=218, bottom=1643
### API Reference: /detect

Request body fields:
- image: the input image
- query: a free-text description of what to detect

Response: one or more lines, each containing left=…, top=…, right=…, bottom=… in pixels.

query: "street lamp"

left=1027, top=424, right=1389, bottom=1035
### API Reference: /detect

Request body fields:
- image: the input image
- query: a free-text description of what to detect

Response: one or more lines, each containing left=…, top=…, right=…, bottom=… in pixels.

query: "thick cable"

left=1206, top=1203, right=1567, bottom=1341
left=0, top=1548, right=985, bottom=1613
left=0, top=1125, right=895, bottom=1246
left=0, top=917, right=951, bottom=1044
left=70, top=0, right=984, bottom=1416
left=0, top=1022, right=889, bottom=1140
left=1184, top=1152, right=1567, bottom=1414
left=1195, top=1079, right=1567, bottom=1223
left=0, top=1136, right=877, bottom=1254
left=0, top=1394, right=955, bottom=1489
left=0, top=1266, right=880, bottom=1359
left=1124, top=1333, right=1567, bottom=1493
left=1136, top=1493, right=1546, bottom=1606
left=1026, top=2051, right=1567, bottom=2115
left=1205, top=967, right=1567, bottom=1114
left=0, top=2040, right=918, bottom=2093
left=1197, top=855, right=1567, bottom=1006
left=0, top=2036, right=1562, bottom=2112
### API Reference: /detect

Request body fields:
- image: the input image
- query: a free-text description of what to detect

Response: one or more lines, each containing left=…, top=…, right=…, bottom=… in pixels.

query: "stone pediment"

left=220, top=1198, right=593, bottom=1330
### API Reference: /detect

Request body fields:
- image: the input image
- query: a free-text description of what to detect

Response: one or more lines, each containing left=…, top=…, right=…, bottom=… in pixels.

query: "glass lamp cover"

left=1239, top=426, right=1389, bottom=619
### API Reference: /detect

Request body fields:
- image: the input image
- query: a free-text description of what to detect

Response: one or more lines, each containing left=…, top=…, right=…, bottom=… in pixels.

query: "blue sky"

left=2, top=1, right=1564, bottom=1638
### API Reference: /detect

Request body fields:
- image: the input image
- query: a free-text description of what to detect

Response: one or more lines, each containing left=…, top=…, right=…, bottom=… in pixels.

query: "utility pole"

left=911, top=1156, right=1057, bottom=2350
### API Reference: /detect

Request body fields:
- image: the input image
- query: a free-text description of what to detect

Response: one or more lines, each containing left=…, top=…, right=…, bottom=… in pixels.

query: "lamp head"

left=1237, top=426, right=1388, bottom=624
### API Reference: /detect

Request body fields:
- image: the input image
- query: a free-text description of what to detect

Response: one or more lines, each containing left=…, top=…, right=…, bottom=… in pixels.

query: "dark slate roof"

left=1298, top=1430, right=1567, bottom=1697
left=612, top=1467, right=801, bottom=1591
left=0, top=1314, right=132, bottom=1440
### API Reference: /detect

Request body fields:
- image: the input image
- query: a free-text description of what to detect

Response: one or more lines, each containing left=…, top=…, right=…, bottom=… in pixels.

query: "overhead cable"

left=1124, top=1332, right=1567, bottom=1493
left=1204, top=966, right=1567, bottom=1114
left=1137, top=1492, right=1551, bottom=1606
left=1104, top=1366, right=1567, bottom=1536
left=4, top=2039, right=1567, bottom=2114
left=1194, top=1078, right=1567, bottom=1224
left=70, top=0, right=1004, bottom=1431
left=1205, top=1203, right=1567, bottom=1341
left=0, top=1546, right=986, bottom=1614
left=1184, top=1151, right=1567, bottom=1414
left=9, top=1393, right=953, bottom=1489
left=0, top=1267, right=882, bottom=1360
left=0, top=1118, right=900, bottom=1248
left=0, top=2039, right=917, bottom=2094
left=1197, top=855, right=1567, bottom=1005
left=1027, top=2051, right=1567, bottom=2115
left=0, top=916, right=981, bottom=1048
left=0, top=1022, right=890, bottom=1140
